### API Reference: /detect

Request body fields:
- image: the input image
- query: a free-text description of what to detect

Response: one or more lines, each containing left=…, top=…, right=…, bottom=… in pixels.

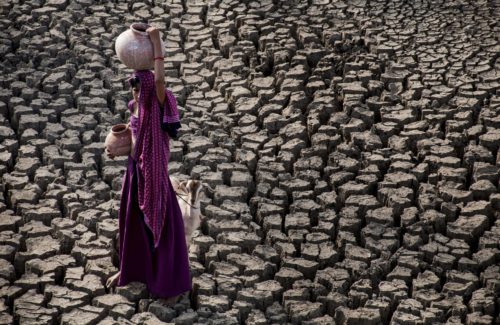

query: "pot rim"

left=130, top=23, right=151, bottom=36
left=111, top=123, right=129, bottom=134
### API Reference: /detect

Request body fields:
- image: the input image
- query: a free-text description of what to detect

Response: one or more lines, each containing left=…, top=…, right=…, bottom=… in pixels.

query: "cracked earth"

left=0, top=0, right=499, bottom=324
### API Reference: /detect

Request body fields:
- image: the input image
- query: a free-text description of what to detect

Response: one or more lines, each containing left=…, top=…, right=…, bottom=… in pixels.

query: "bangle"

left=154, top=56, right=164, bottom=61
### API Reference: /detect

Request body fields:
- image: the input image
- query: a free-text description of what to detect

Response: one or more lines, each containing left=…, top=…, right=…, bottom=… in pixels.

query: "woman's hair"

left=128, top=75, right=140, bottom=88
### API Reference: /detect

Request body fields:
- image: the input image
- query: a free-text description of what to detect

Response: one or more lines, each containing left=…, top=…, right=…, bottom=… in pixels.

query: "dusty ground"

left=0, top=0, right=499, bottom=324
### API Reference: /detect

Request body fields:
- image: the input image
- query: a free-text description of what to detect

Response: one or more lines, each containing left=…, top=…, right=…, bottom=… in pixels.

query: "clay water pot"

left=115, top=23, right=165, bottom=70
left=105, top=124, right=132, bottom=156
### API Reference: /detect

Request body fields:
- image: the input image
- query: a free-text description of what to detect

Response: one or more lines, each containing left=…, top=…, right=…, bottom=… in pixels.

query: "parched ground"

left=0, top=0, right=499, bottom=324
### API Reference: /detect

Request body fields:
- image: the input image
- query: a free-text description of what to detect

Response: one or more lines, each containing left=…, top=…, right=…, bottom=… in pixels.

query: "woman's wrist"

left=153, top=49, right=162, bottom=57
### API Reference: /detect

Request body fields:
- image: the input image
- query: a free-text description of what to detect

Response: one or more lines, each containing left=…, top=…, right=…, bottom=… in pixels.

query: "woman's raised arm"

left=147, top=26, right=166, bottom=105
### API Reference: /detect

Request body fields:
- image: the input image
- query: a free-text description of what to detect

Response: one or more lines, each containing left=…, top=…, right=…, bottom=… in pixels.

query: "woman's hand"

left=146, top=26, right=161, bottom=48
left=130, top=137, right=136, bottom=158
left=146, top=25, right=166, bottom=105
left=105, top=148, right=115, bottom=160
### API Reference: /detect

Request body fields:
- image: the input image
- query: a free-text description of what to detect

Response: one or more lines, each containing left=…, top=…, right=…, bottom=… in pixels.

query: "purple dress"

left=116, top=101, right=191, bottom=298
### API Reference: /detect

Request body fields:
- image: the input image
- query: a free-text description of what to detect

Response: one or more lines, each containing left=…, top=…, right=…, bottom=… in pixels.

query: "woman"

left=105, top=26, right=191, bottom=305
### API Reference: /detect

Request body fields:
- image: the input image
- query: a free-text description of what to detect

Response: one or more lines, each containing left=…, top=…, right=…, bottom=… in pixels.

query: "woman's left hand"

left=146, top=26, right=161, bottom=45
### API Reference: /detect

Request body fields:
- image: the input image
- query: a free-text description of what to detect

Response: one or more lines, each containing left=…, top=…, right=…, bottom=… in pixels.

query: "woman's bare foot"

left=106, top=271, right=120, bottom=289
left=158, top=295, right=179, bottom=306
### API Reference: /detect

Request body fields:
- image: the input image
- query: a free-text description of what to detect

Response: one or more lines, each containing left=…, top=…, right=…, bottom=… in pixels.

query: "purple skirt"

left=116, top=156, right=191, bottom=298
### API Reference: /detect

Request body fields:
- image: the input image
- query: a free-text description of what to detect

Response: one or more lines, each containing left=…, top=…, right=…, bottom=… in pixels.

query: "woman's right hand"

left=105, top=148, right=115, bottom=160
left=130, top=137, right=136, bottom=158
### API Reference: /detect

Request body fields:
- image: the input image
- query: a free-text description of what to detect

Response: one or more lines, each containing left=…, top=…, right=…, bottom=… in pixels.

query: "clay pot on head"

left=115, top=23, right=165, bottom=70
left=105, top=124, right=132, bottom=157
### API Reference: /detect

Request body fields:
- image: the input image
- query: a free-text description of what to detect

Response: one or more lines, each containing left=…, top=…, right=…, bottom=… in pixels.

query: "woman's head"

left=128, top=70, right=156, bottom=106
left=128, top=75, right=140, bottom=101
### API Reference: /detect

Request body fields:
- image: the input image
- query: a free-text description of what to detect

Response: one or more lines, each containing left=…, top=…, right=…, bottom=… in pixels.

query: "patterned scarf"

left=132, top=70, right=179, bottom=249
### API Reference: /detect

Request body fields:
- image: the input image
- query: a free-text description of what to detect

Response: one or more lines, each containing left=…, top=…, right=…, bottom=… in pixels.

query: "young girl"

left=106, top=26, right=190, bottom=305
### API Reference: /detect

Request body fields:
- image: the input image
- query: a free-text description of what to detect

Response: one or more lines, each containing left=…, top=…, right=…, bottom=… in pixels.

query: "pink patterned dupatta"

left=132, top=70, right=179, bottom=249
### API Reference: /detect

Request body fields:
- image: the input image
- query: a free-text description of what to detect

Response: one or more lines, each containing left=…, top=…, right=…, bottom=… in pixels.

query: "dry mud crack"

left=0, top=0, right=499, bottom=324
